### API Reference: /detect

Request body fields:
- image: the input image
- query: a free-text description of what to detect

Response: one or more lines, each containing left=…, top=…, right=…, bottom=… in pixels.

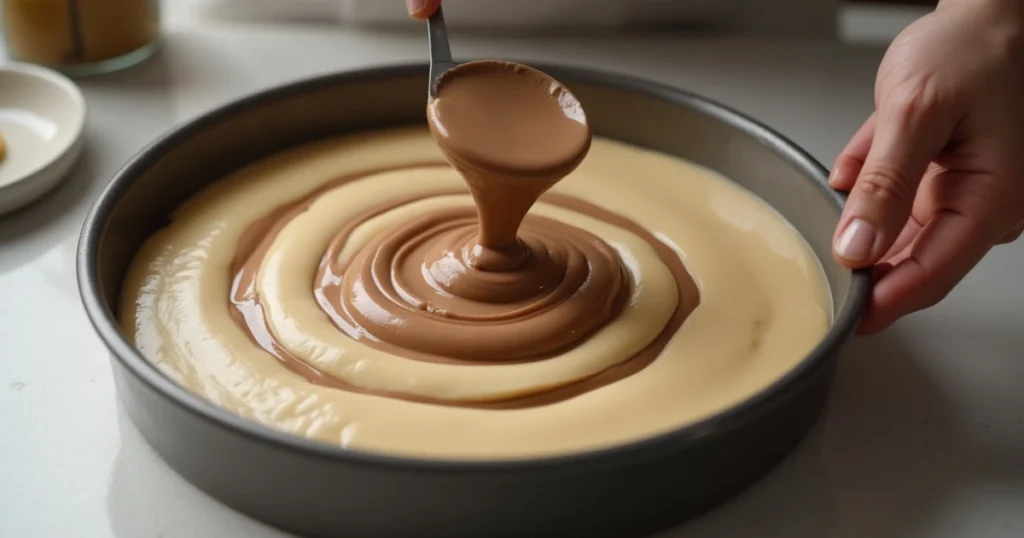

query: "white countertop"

left=2, top=12, right=1023, bottom=538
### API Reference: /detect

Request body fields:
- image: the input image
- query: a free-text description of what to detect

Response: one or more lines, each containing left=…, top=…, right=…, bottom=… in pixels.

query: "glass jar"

left=1, top=0, right=160, bottom=78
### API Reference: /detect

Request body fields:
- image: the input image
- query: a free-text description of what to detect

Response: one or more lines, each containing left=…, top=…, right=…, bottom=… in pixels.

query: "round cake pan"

left=78, top=63, right=870, bottom=537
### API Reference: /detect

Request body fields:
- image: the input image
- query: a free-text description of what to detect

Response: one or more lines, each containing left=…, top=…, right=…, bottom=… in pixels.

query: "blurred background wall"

left=176, top=0, right=937, bottom=43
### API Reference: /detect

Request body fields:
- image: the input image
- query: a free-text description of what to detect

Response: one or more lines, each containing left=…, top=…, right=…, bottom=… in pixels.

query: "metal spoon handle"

left=427, top=6, right=457, bottom=100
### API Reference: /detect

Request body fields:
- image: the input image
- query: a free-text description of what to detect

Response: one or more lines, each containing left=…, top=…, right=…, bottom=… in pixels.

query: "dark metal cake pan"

left=78, top=63, right=870, bottom=538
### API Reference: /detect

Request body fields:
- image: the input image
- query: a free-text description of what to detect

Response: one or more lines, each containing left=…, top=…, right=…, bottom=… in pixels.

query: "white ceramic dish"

left=0, top=62, right=86, bottom=216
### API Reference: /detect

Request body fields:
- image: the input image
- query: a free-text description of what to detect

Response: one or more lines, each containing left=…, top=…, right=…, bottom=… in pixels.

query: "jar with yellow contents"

left=1, top=0, right=160, bottom=77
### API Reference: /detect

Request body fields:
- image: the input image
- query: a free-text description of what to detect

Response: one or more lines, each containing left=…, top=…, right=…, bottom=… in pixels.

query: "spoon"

left=422, top=6, right=592, bottom=256
left=427, top=7, right=457, bottom=101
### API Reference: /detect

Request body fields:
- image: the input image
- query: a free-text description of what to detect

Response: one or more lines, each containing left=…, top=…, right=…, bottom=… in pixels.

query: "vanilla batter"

left=120, top=126, right=831, bottom=460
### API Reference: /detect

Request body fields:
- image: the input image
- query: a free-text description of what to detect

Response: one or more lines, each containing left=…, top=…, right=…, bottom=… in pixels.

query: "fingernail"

left=835, top=218, right=876, bottom=262
left=406, top=0, right=426, bottom=14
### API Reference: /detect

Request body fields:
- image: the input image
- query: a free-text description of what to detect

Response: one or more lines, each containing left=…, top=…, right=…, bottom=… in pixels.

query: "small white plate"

left=0, top=62, right=86, bottom=216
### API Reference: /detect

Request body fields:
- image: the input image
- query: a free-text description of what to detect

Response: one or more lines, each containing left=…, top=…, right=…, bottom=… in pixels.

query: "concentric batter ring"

left=230, top=167, right=696, bottom=405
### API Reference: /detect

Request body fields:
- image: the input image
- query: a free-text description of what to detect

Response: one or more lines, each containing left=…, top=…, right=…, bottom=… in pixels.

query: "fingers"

left=407, top=0, right=441, bottom=19
left=882, top=214, right=924, bottom=261
left=829, top=114, right=875, bottom=192
left=857, top=208, right=993, bottom=334
left=833, top=84, right=957, bottom=269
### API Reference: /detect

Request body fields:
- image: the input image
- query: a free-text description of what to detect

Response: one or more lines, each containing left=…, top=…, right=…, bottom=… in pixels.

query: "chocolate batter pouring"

left=311, top=58, right=625, bottom=362
left=222, top=63, right=701, bottom=407
left=304, top=59, right=636, bottom=367
left=428, top=61, right=592, bottom=255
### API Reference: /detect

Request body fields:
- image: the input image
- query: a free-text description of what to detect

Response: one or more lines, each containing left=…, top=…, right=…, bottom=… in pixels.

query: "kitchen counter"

left=1, top=12, right=1023, bottom=538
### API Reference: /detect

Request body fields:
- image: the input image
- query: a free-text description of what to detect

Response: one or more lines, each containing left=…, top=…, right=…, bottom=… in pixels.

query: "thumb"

left=833, top=88, right=957, bottom=268
left=407, top=0, right=442, bottom=19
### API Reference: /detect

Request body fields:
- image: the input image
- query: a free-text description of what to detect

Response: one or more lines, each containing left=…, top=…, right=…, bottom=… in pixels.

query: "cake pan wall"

left=79, top=63, right=870, bottom=538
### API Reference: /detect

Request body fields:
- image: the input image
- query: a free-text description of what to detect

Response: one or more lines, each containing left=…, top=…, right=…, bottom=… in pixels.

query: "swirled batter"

left=220, top=62, right=698, bottom=410
left=121, top=127, right=831, bottom=459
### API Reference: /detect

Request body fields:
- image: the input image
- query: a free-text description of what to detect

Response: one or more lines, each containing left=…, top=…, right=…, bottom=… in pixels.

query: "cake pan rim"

left=77, top=61, right=871, bottom=472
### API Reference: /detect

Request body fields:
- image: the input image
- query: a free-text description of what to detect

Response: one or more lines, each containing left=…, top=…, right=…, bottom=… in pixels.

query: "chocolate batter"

left=428, top=60, right=592, bottom=255
left=228, top=162, right=699, bottom=408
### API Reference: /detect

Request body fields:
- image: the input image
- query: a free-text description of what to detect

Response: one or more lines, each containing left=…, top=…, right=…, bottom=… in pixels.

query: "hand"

left=406, top=0, right=441, bottom=19
left=830, top=0, right=1024, bottom=334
